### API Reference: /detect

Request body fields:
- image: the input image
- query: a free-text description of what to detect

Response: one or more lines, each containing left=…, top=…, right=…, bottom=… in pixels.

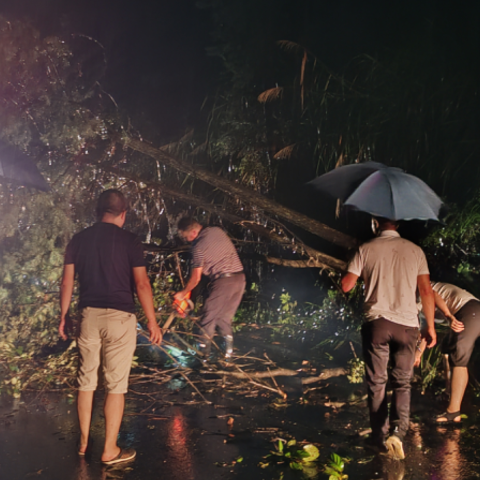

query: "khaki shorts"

left=77, top=307, right=137, bottom=394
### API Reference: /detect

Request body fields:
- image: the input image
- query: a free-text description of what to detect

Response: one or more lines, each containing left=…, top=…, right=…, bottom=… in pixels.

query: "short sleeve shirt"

left=348, top=230, right=429, bottom=327
left=432, top=282, right=478, bottom=315
left=191, top=227, right=243, bottom=279
left=64, top=222, right=146, bottom=313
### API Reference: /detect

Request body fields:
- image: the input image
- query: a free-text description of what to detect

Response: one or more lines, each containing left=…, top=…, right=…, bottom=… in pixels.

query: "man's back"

left=65, top=222, right=145, bottom=312
left=348, top=230, right=429, bottom=326
left=192, top=226, right=243, bottom=278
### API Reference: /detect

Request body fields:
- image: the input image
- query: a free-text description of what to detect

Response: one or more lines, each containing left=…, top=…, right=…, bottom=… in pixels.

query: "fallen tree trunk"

left=109, top=167, right=346, bottom=272
left=125, top=137, right=356, bottom=250
left=156, top=188, right=346, bottom=271
left=266, top=256, right=346, bottom=271
left=213, top=367, right=347, bottom=384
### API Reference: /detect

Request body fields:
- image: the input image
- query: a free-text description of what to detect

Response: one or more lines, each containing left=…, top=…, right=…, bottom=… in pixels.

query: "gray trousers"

left=199, top=274, right=246, bottom=338
left=362, top=318, right=418, bottom=441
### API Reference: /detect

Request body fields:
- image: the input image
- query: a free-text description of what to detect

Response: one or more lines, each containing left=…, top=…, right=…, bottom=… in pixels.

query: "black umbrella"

left=307, top=162, right=443, bottom=221
left=307, top=161, right=387, bottom=201
left=0, top=141, right=50, bottom=191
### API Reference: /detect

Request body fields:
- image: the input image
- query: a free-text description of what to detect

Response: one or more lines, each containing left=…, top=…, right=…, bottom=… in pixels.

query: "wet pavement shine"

left=1, top=352, right=480, bottom=479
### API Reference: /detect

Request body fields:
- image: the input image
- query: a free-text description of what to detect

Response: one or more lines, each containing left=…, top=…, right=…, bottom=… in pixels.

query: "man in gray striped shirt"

left=174, top=217, right=245, bottom=359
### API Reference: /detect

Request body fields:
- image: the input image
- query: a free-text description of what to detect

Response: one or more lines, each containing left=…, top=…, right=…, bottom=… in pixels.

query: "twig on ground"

left=268, top=367, right=287, bottom=400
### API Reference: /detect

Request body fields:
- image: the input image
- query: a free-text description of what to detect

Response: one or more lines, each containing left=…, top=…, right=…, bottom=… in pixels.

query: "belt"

left=211, top=271, right=244, bottom=281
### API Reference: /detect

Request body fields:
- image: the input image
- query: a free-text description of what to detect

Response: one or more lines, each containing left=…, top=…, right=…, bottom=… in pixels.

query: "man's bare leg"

left=77, top=390, right=95, bottom=453
left=101, top=393, right=124, bottom=462
left=437, top=366, right=468, bottom=423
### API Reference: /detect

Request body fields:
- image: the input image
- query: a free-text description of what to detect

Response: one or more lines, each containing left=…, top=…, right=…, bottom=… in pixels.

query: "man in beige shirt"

left=342, top=218, right=436, bottom=459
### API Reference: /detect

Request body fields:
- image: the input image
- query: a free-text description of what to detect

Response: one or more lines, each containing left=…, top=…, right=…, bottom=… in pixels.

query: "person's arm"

left=59, top=263, right=75, bottom=340
left=418, top=274, right=436, bottom=348
left=174, top=267, right=203, bottom=301
left=414, top=337, right=427, bottom=367
left=433, top=290, right=464, bottom=333
left=341, top=272, right=359, bottom=293
left=133, top=266, right=162, bottom=345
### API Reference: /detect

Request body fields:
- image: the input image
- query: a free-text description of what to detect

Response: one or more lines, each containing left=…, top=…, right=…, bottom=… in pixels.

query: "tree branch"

left=125, top=137, right=356, bottom=249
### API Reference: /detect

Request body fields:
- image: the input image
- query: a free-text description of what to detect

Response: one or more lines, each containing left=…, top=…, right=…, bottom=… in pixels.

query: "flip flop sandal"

left=102, top=448, right=136, bottom=465
left=435, top=411, right=462, bottom=425
left=77, top=438, right=94, bottom=455
left=77, top=442, right=87, bottom=456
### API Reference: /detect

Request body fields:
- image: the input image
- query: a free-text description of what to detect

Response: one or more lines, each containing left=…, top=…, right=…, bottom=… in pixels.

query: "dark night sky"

left=0, top=0, right=466, bottom=143
left=0, top=0, right=213, bottom=141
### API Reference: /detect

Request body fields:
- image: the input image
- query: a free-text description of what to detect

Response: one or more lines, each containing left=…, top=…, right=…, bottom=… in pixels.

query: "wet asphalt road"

left=1, top=378, right=480, bottom=480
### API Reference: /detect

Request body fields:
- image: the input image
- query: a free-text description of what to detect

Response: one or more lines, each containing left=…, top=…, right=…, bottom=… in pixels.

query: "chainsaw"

left=162, top=292, right=194, bottom=333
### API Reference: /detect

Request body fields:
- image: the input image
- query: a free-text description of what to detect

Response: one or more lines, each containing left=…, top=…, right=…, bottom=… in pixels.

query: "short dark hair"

left=375, top=216, right=398, bottom=228
left=177, top=217, right=200, bottom=232
left=96, top=189, right=129, bottom=219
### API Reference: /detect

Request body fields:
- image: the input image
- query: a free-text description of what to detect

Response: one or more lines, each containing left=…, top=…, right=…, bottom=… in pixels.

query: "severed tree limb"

left=211, top=367, right=347, bottom=384
left=231, top=364, right=287, bottom=398
left=125, top=137, right=356, bottom=249
left=108, top=167, right=346, bottom=272
left=156, top=189, right=345, bottom=271
left=266, top=256, right=346, bottom=271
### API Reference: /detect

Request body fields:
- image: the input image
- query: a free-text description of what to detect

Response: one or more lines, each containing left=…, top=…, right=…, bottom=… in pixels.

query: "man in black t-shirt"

left=59, top=190, right=162, bottom=465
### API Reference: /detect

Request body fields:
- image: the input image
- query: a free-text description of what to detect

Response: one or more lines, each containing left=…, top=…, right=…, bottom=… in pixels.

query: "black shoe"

left=197, top=340, right=212, bottom=362
left=365, top=437, right=388, bottom=454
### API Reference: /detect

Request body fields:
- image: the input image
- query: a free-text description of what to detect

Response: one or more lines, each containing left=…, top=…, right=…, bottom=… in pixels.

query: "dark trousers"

left=199, top=274, right=246, bottom=339
left=442, top=300, right=480, bottom=367
left=361, top=318, right=418, bottom=441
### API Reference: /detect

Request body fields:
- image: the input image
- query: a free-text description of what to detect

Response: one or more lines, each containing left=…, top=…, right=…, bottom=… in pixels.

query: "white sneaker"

left=385, top=435, right=405, bottom=460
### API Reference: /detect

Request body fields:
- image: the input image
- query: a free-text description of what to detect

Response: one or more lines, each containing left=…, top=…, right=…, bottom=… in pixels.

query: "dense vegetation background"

left=1, top=1, right=480, bottom=395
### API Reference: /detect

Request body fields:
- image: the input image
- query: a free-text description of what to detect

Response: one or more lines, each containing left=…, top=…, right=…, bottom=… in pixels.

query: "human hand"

left=413, top=349, right=422, bottom=368
left=421, top=326, right=437, bottom=349
left=447, top=314, right=464, bottom=333
left=59, top=315, right=72, bottom=341
left=147, top=320, right=163, bottom=345
left=414, top=338, right=426, bottom=367
left=173, top=290, right=187, bottom=302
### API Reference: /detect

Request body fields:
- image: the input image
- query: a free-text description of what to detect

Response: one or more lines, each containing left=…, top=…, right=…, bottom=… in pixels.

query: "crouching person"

left=415, top=281, right=479, bottom=425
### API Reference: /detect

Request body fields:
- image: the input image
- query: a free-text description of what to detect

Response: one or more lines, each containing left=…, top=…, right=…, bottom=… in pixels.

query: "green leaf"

left=296, top=450, right=311, bottom=458
left=325, top=466, right=341, bottom=476
left=302, top=444, right=320, bottom=462
left=278, top=440, right=284, bottom=453
left=329, top=453, right=344, bottom=472
left=289, top=461, right=303, bottom=471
